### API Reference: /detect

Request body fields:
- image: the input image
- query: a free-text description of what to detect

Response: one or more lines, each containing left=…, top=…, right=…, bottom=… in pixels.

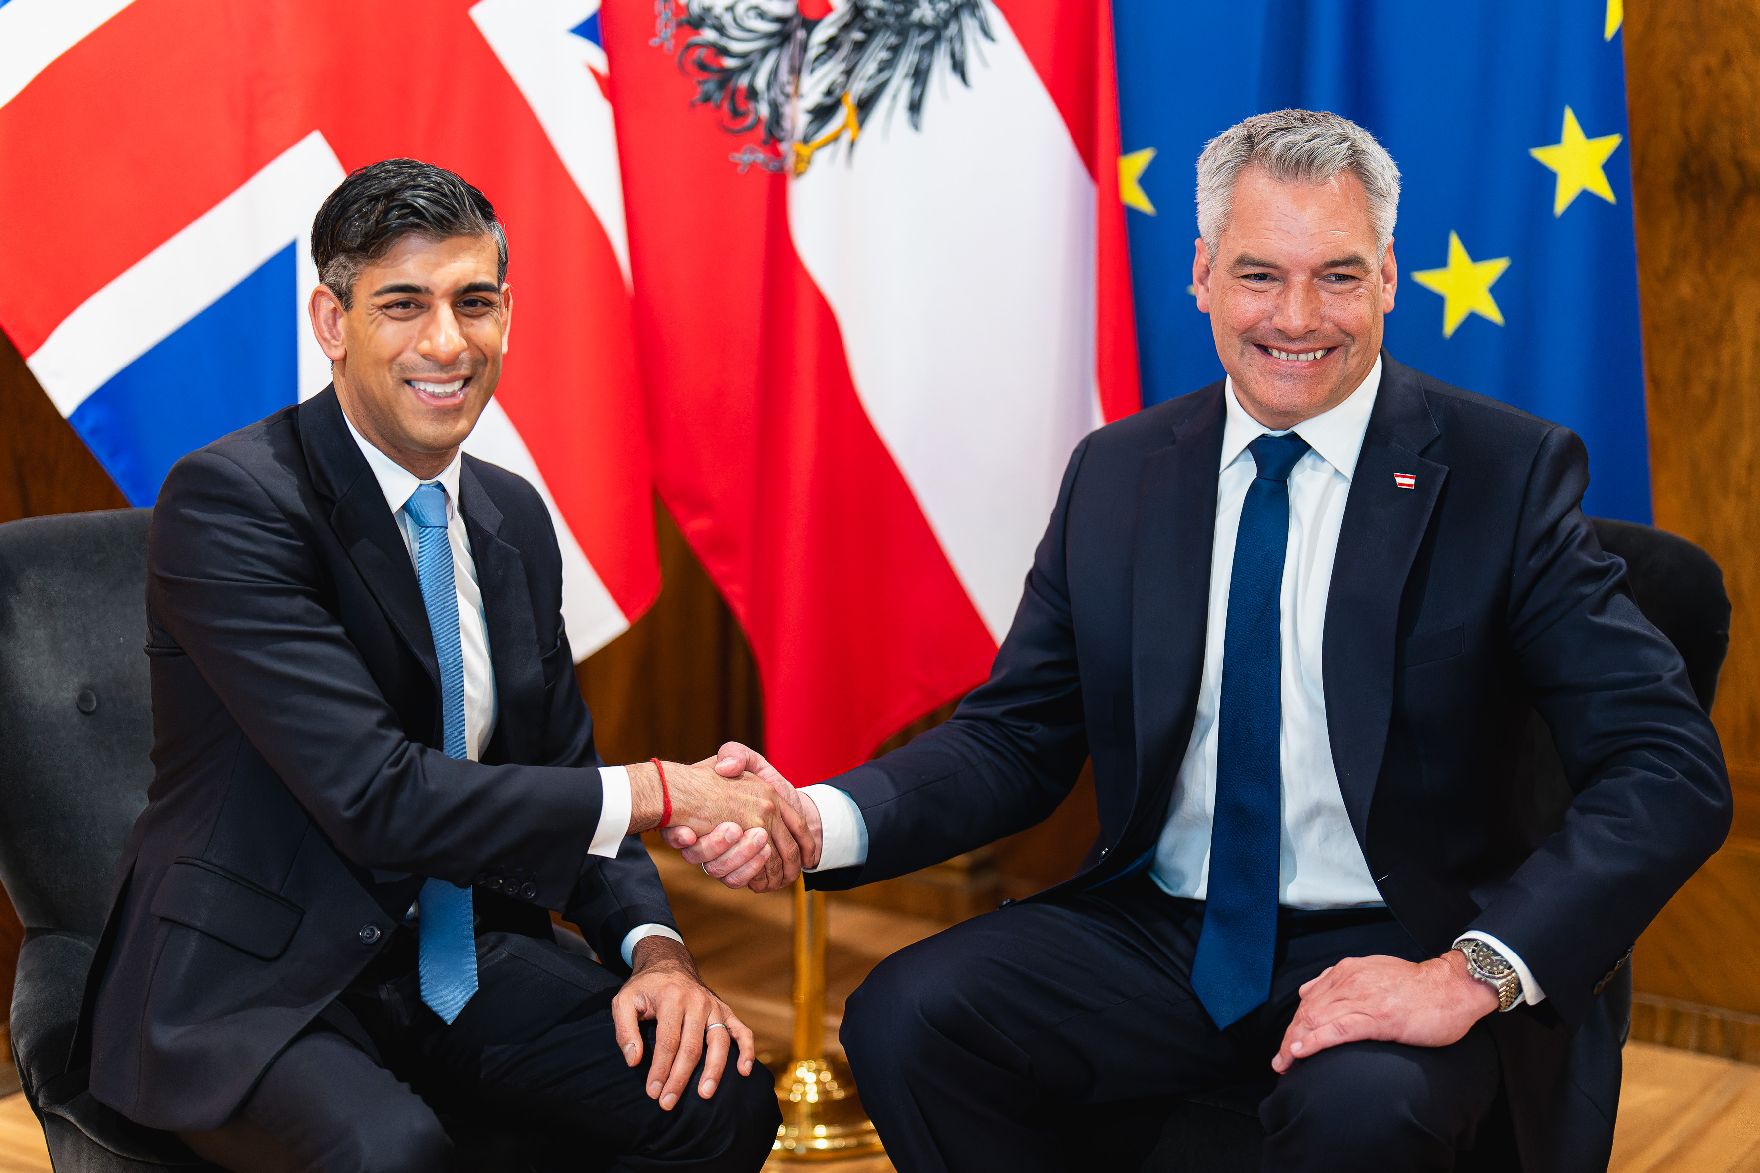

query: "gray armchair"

left=0, top=509, right=201, bottom=1170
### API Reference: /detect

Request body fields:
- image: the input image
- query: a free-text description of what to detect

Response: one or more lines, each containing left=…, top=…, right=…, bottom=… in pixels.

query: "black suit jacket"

left=810, top=357, right=1730, bottom=1170
left=82, top=388, right=674, bottom=1132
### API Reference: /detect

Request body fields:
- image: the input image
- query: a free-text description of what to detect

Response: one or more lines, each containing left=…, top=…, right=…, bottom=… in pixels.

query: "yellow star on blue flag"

left=1119, top=148, right=1157, bottom=216
left=1530, top=107, right=1623, bottom=216
left=1412, top=233, right=1510, bottom=338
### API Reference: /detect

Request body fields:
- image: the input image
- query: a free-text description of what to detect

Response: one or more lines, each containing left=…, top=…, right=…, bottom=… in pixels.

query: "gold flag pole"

left=771, top=881, right=883, bottom=1159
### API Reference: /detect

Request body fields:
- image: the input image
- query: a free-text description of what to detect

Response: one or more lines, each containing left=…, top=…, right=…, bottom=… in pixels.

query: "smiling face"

left=1192, top=165, right=1396, bottom=430
left=309, top=231, right=512, bottom=479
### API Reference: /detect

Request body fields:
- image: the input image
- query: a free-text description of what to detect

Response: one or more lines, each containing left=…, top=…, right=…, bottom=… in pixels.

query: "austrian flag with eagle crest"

left=611, top=0, right=1140, bottom=780
left=673, top=0, right=996, bottom=173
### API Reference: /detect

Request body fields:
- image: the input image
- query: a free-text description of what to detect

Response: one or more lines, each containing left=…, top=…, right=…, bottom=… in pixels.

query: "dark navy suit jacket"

left=810, top=357, right=1730, bottom=1170
left=82, top=388, right=675, bottom=1132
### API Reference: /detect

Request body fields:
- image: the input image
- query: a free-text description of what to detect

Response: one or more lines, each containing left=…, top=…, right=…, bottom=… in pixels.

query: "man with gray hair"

left=683, top=109, right=1728, bottom=1169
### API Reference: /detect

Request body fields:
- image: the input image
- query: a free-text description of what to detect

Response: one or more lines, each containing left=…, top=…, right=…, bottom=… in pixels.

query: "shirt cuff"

left=621, top=924, right=685, bottom=968
left=590, top=766, right=631, bottom=859
left=1456, top=930, right=1546, bottom=1006
left=803, top=784, right=869, bottom=872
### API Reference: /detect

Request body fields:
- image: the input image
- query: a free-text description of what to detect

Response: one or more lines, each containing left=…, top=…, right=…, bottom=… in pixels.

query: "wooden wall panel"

left=0, top=332, right=127, bottom=522
left=1633, top=842, right=1760, bottom=1015
left=1625, top=0, right=1760, bottom=1053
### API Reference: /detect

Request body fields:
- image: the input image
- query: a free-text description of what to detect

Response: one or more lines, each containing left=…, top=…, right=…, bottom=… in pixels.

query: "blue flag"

left=1114, top=1, right=1648, bottom=521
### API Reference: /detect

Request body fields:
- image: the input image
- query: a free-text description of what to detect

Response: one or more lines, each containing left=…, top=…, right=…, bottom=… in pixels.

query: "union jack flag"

left=0, top=0, right=654, bottom=654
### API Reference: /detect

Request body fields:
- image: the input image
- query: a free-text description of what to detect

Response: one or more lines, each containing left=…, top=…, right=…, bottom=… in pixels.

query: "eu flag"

left=1114, top=1, right=1648, bottom=521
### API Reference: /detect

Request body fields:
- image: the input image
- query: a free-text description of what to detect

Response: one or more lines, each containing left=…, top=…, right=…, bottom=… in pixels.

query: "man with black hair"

left=80, top=158, right=795, bottom=1172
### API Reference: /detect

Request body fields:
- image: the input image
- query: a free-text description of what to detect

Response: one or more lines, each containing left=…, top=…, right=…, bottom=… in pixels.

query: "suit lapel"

left=460, top=459, right=543, bottom=766
left=1130, top=385, right=1225, bottom=823
left=1324, top=359, right=1445, bottom=843
left=298, top=389, right=439, bottom=688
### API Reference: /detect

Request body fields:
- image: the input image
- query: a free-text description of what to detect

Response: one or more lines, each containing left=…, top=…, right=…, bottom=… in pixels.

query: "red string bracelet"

left=649, top=757, right=671, bottom=828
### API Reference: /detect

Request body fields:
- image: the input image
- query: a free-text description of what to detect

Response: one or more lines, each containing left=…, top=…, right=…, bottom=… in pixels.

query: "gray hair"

left=1195, top=109, right=1401, bottom=258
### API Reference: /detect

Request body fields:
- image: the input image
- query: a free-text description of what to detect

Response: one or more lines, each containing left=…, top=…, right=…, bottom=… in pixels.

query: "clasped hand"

left=641, top=744, right=819, bottom=892
left=660, top=743, right=821, bottom=892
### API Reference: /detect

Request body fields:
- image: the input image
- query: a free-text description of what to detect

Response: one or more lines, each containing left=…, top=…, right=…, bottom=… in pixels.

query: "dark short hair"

left=310, top=158, right=508, bottom=308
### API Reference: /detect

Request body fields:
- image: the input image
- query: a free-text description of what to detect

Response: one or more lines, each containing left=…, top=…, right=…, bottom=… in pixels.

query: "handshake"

left=628, top=743, right=818, bottom=893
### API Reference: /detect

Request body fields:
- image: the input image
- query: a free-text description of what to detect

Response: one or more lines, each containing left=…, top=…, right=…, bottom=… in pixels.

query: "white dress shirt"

left=807, top=359, right=1542, bottom=1005
left=344, top=416, right=679, bottom=964
left=1150, top=361, right=1383, bottom=908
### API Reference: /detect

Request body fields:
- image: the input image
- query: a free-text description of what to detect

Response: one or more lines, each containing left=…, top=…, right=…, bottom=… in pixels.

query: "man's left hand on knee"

left=1271, top=952, right=1499, bottom=1074
left=613, top=937, right=757, bottom=1111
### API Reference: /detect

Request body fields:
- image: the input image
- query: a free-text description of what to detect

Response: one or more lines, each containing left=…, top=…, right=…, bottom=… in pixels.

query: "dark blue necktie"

left=405, top=482, right=478, bottom=1024
left=1191, top=432, right=1310, bottom=1029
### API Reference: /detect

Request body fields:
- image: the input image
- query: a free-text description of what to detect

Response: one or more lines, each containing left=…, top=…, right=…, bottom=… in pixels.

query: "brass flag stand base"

left=771, top=882, right=884, bottom=1160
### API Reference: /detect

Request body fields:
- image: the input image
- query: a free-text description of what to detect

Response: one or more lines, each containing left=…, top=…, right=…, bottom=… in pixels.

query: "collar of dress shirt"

left=1219, top=355, right=1383, bottom=481
left=340, top=409, right=465, bottom=518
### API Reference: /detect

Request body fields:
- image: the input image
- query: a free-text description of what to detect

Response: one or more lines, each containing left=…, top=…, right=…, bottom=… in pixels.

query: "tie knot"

left=404, top=482, right=449, bottom=529
left=1247, top=433, right=1310, bottom=483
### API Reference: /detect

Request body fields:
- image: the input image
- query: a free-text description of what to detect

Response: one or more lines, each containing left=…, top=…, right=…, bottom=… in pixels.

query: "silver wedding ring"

left=701, top=863, right=712, bottom=875
left=706, top=1022, right=728, bottom=1032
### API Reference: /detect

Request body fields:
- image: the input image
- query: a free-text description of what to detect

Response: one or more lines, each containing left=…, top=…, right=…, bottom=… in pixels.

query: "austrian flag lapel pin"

left=1393, top=472, right=1417, bottom=491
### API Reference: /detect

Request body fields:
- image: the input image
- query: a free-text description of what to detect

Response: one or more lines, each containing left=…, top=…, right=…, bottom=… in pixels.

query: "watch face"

left=1455, top=941, right=1521, bottom=1011
left=1466, top=941, right=1514, bottom=978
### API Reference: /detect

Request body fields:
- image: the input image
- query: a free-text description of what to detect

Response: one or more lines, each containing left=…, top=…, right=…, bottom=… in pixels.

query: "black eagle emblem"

left=671, top=0, right=995, bottom=173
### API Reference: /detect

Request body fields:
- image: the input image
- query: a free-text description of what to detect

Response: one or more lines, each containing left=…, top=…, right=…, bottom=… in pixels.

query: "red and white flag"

left=605, top=0, right=1139, bottom=781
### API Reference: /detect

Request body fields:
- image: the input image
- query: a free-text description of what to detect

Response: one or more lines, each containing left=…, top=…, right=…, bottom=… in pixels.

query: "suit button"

left=358, top=924, right=383, bottom=945
left=519, top=882, right=538, bottom=900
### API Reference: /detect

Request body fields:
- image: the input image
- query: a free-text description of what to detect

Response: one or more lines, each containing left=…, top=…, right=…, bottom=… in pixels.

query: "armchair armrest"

left=9, top=928, right=94, bottom=1107
left=11, top=929, right=208, bottom=1167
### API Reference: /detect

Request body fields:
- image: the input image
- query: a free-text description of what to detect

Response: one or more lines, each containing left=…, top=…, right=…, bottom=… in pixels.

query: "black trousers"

left=841, top=874, right=1501, bottom=1173
left=179, top=929, right=780, bottom=1173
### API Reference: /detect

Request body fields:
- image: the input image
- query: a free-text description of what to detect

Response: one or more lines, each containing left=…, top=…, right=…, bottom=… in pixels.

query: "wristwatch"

left=1452, top=938, right=1523, bottom=1012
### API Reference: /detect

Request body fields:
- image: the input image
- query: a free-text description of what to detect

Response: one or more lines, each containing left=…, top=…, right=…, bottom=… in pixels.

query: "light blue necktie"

left=1190, top=432, right=1310, bottom=1029
left=404, top=482, right=478, bottom=1024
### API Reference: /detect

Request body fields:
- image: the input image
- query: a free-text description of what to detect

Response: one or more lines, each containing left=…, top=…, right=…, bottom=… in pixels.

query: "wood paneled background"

left=1623, top=0, right=1760, bottom=1057
left=2, top=0, right=1755, bottom=1062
